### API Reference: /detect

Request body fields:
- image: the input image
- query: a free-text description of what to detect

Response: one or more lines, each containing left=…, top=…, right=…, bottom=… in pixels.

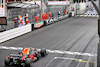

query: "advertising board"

left=0, top=17, right=7, bottom=25
left=34, top=21, right=44, bottom=28
left=0, top=8, right=5, bottom=17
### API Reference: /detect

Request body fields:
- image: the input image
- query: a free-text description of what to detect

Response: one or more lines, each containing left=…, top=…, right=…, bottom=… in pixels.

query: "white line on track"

left=0, top=46, right=97, bottom=56
left=75, top=15, right=99, bottom=17
left=45, top=57, right=56, bottom=67
left=0, top=46, right=23, bottom=50
left=55, top=57, right=82, bottom=61
left=46, top=49, right=97, bottom=57
left=45, top=57, right=82, bottom=67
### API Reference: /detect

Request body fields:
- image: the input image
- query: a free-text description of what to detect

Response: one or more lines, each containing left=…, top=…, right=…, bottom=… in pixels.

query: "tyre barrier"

left=0, top=14, right=69, bottom=43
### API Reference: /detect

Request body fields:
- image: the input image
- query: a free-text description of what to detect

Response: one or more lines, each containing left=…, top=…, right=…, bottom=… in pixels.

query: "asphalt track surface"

left=0, top=17, right=98, bottom=67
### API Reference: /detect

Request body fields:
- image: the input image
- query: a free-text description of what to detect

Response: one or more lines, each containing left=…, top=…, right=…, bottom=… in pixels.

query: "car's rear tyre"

left=41, top=48, right=46, bottom=57
left=25, top=58, right=31, bottom=67
left=5, top=57, right=10, bottom=66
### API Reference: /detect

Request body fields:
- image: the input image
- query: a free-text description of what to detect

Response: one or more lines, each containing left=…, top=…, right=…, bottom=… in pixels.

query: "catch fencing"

left=48, top=6, right=66, bottom=17
left=6, top=5, right=66, bottom=29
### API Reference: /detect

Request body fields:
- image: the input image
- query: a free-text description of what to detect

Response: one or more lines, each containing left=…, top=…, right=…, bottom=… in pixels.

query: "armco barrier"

left=0, top=24, right=31, bottom=43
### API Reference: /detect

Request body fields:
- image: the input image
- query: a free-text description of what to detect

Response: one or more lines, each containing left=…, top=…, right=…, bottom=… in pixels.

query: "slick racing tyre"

left=41, top=48, right=46, bottom=57
left=5, top=57, right=10, bottom=66
left=25, top=58, right=31, bottom=67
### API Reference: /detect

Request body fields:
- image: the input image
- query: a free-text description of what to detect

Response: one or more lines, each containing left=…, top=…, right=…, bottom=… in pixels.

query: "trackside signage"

left=44, top=14, right=69, bottom=26
left=46, top=18, right=54, bottom=24
left=0, top=8, right=5, bottom=17
left=34, top=21, right=43, bottom=28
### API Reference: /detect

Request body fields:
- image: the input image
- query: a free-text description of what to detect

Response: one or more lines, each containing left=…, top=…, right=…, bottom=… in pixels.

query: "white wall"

left=79, top=3, right=86, bottom=14
left=0, top=24, right=31, bottom=43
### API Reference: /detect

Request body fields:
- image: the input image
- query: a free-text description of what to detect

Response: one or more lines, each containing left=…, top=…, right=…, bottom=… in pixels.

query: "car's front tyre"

left=41, top=48, right=46, bottom=57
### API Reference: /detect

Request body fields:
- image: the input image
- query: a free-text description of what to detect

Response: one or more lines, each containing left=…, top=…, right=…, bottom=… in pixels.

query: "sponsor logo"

left=49, top=19, right=54, bottom=23
left=59, top=16, right=64, bottom=19
left=45, top=19, right=54, bottom=25
left=53, top=17, right=58, bottom=21
left=34, top=22, right=43, bottom=28
left=45, top=15, right=69, bottom=25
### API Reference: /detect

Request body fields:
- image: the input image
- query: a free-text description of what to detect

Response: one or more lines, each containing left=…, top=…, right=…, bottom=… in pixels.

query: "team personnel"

left=34, top=15, right=40, bottom=22
left=48, top=11, right=52, bottom=18
left=14, top=17, right=18, bottom=28
left=25, top=16, right=30, bottom=24
left=41, top=12, right=48, bottom=20
left=58, top=11, right=61, bottom=16
left=63, top=10, right=66, bottom=15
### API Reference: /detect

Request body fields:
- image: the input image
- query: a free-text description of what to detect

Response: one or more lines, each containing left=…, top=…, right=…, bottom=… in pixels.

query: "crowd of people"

left=13, top=11, right=53, bottom=28
left=34, top=11, right=52, bottom=22
left=13, top=10, right=67, bottom=28
left=13, top=14, right=30, bottom=28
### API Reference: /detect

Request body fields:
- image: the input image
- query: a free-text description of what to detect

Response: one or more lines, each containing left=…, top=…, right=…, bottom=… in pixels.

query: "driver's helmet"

left=22, top=47, right=29, bottom=55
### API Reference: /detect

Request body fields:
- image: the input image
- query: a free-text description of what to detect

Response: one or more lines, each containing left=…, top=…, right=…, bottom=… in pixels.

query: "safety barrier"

left=43, top=14, right=69, bottom=26
left=0, top=24, right=31, bottom=43
left=0, top=14, right=70, bottom=43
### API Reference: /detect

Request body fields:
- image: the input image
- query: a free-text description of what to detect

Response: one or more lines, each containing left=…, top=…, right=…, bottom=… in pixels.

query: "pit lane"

left=0, top=17, right=98, bottom=67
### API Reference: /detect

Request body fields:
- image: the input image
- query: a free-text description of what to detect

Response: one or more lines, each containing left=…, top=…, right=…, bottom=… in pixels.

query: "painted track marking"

left=45, top=57, right=96, bottom=67
left=45, top=57, right=82, bottom=67
left=0, top=46, right=97, bottom=56
left=75, top=60, right=96, bottom=63
left=76, top=15, right=99, bottom=17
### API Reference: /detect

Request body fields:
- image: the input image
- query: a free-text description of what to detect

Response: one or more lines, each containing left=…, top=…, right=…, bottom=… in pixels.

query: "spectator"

left=22, top=16, right=25, bottom=26
left=63, top=10, right=66, bottom=15
left=14, top=17, right=18, bottom=28
left=18, top=15, right=23, bottom=27
left=45, top=13, right=48, bottom=19
left=25, top=16, right=30, bottom=24
left=41, top=13, right=46, bottom=20
left=28, top=14, right=31, bottom=23
left=58, top=11, right=61, bottom=16
left=37, top=13, right=40, bottom=17
left=20, top=16, right=24, bottom=26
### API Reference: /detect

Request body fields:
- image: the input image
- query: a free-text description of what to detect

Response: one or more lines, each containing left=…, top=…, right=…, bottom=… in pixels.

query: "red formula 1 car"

left=4, top=47, right=47, bottom=67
